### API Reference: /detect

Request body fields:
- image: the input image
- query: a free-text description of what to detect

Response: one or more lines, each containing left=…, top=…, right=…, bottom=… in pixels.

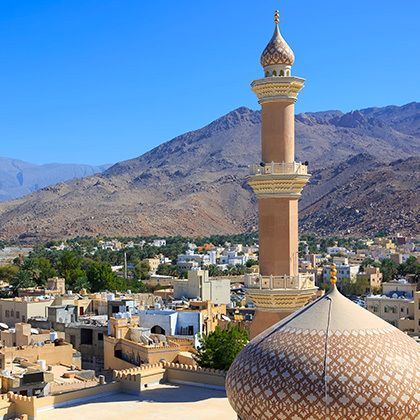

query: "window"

left=280, top=70, right=284, bottom=76
left=10, top=310, right=14, bottom=317
left=5, top=310, right=9, bottom=318
left=16, top=311, right=20, bottom=319
left=80, top=328, right=93, bottom=345
left=97, top=333, right=103, bottom=341
left=21, top=315, right=25, bottom=322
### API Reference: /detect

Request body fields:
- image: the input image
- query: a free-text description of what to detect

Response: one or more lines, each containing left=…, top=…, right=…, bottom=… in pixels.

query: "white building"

left=326, top=246, right=348, bottom=255
left=323, top=264, right=360, bottom=283
left=151, top=239, right=166, bottom=247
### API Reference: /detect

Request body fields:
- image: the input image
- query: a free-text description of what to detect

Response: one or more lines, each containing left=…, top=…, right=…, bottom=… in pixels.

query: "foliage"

left=340, top=277, right=370, bottom=296
left=398, top=256, right=420, bottom=281
left=10, top=270, right=35, bottom=291
left=134, top=260, right=151, bottom=280
left=0, top=265, right=19, bottom=284
left=196, top=325, right=248, bottom=370
left=380, top=259, right=398, bottom=282
left=245, top=259, right=258, bottom=268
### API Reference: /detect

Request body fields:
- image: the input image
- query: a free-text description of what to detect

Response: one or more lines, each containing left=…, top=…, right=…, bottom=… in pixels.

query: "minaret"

left=246, top=10, right=317, bottom=338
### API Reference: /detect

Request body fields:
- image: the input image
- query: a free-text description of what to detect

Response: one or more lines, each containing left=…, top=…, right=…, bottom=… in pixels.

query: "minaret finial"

left=330, top=263, right=337, bottom=287
left=274, top=10, right=280, bottom=25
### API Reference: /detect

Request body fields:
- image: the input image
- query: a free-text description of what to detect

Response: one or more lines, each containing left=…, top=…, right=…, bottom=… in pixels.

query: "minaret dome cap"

left=260, top=10, right=295, bottom=68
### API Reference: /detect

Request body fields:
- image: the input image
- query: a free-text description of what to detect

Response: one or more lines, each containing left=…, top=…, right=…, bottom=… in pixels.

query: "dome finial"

left=274, top=9, right=280, bottom=25
left=330, top=263, right=337, bottom=287
left=260, top=9, right=295, bottom=69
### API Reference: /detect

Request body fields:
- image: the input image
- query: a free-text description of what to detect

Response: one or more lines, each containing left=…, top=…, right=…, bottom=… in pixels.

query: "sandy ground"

left=38, top=384, right=236, bottom=420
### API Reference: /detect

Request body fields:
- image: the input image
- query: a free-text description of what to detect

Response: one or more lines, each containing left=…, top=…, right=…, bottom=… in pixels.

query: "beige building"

left=0, top=340, right=80, bottom=371
left=366, top=280, right=416, bottom=327
left=174, top=270, right=230, bottom=305
left=104, top=316, right=195, bottom=371
left=0, top=323, right=64, bottom=348
left=357, top=266, right=383, bottom=292
left=0, top=297, right=54, bottom=327
left=144, top=258, right=160, bottom=274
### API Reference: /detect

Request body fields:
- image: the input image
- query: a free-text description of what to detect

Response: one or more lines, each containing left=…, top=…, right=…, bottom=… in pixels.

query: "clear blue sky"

left=0, top=0, right=419, bottom=165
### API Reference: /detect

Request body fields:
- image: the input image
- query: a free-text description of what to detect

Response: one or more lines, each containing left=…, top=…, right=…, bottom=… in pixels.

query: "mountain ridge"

left=0, top=102, right=418, bottom=241
left=0, top=157, right=110, bottom=202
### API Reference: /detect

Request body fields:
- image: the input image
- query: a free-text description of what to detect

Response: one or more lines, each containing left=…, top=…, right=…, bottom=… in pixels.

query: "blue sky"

left=0, top=0, right=419, bottom=165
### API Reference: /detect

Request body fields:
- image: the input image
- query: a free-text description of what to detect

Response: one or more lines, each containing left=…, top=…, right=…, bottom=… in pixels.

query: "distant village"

left=0, top=231, right=417, bottom=412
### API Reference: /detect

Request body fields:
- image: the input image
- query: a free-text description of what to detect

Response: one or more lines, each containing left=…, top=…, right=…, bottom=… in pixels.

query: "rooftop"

left=38, top=384, right=235, bottom=420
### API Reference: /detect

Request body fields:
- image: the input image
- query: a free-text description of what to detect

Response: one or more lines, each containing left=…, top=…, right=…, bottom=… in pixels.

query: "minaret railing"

left=250, top=161, right=308, bottom=176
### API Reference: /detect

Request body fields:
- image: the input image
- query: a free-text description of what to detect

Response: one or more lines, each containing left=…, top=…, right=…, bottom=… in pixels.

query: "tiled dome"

left=260, top=23, right=294, bottom=68
left=226, top=286, right=420, bottom=420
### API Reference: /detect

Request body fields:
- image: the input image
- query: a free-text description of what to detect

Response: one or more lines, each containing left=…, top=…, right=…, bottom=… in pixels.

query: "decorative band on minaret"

left=246, top=10, right=316, bottom=338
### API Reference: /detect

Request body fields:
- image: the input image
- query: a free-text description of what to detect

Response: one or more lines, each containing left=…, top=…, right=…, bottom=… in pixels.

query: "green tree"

left=72, top=276, right=92, bottom=293
left=380, top=259, right=398, bottom=282
left=134, top=261, right=151, bottom=280
left=340, top=277, right=370, bottom=296
left=196, top=325, right=248, bottom=370
left=207, top=264, right=225, bottom=277
left=245, top=259, right=258, bottom=268
left=85, top=260, right=122, bottom=292
left=360, top=258, right=380, bottom=271
left=11, top=270, right=35, bottom=292
left=24, top=256, right=57, bottom=286
left=0, top=265, right=19, bottom=284
left=398, top=256, right=420, bottom=281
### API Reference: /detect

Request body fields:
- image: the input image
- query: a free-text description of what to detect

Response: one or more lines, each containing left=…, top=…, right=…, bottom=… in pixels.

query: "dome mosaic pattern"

left=260, top=25, right=295, bottom=67
left=226, top=288, right=420, bottom=419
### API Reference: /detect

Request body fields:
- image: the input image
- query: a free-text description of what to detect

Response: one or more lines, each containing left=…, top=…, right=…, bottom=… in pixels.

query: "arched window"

left=272, top=70, right=277, bottom=76
left=265, top=71, right=269, bottom=77
left=280, top=70, right=284, bottom=76
left=286, top=70, right=290, bottom=76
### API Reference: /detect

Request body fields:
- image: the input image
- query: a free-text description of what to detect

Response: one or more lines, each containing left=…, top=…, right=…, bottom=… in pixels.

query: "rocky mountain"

left=300, top=155, right=420, bottom=235
left=0, top=157, right=110, bottom=201
left=0, top=102, right=418, bottom=241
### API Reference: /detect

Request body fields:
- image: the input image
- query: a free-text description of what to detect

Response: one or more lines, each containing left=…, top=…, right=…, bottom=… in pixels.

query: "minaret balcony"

left=244, top=272, right=315, bottom=290
left=250, top=161, right=308, bottom=176
left=244, top=273, right=318, bottom=311
left=251, top=76, right=305, bottom=103
left=248, top=162, right=310, bottom=198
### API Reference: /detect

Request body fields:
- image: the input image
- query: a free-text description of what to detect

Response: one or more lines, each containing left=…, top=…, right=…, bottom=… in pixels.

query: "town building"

left=323, top=263, right=360, bottom=283
left=143, top=257, right=161, bottom=274
left=0, top=297, right=54, bottom=327
left=365, top=279, right=416, bottom=326
left=151, top=239, right=166, bottom=247
left=174, top=270, right=230, bottom=305
left=357, top=266, right=383, bottom=293
left=104, top=315, right=195, bottom=370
